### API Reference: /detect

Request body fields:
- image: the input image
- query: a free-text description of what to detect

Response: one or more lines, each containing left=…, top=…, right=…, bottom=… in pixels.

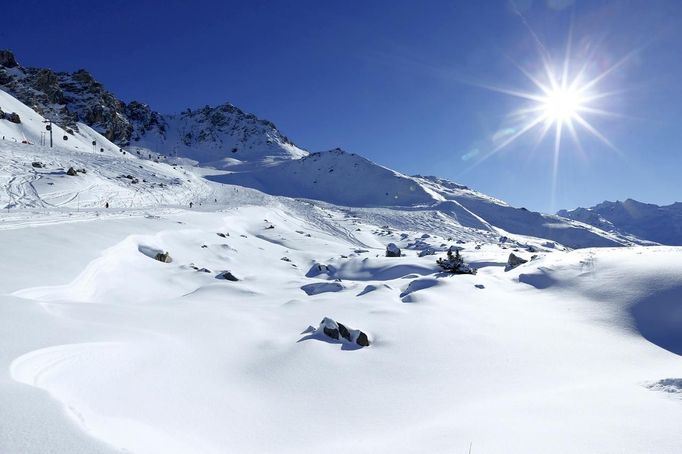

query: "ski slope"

left=0, top=88, right=212, bottom=210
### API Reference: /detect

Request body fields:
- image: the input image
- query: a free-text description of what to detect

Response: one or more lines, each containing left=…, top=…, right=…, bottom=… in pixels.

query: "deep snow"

left=2, top=202, right=682, bottom=454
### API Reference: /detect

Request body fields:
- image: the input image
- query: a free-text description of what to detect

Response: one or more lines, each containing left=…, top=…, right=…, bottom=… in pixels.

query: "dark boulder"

left=154, top=251, right=172, bottom=263
left=323, top=326, right=340, bottom=340
left=6, top=112, right=20, bottom=124
left=356, top=331, right=370, bottom=347
left=337, top=322, right=351, bottom=341
left=315, top=317, right=370, bottom=348
left=216, top=271, right=239, bottom=281
left=386, top=243, right=401, bottom=257
left=505, top=253, right=528, bottom=271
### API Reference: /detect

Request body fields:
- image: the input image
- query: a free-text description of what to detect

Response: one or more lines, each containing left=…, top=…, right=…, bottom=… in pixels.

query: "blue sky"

left=2, top=0, right=681, bottom=212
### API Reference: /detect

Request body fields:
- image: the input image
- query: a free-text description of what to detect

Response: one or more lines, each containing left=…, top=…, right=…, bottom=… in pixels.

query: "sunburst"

left=464, top=30, right=632, bottom=209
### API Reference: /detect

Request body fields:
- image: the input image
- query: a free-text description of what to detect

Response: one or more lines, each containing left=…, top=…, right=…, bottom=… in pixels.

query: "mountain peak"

left=0, top=51, right=307, bottom=164
left=559, top=198, right=682, bottom=245
left=0, top=50, right=17, bottom=68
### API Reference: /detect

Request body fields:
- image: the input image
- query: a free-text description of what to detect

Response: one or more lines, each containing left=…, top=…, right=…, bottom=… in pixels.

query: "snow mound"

left=309, top=257, right=436, bottom=281
left=400, top=278, right=440, bottom=300
left=357, top=283, right=392, bottom=296
left=300, top=282, right=344, bottom=296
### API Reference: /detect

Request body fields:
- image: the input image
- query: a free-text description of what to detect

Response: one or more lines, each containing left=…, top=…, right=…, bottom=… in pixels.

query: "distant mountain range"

left=558, top=199, right=682, bottom=245
left=1, top=49, right=676, bottom=249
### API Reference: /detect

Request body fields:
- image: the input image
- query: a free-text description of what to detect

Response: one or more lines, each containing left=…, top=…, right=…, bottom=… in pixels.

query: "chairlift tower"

left=42, top=119, right=53, bottom=147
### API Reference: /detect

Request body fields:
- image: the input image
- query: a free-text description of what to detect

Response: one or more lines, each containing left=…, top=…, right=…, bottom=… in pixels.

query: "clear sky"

left=2, top=0, right=681, bottom=212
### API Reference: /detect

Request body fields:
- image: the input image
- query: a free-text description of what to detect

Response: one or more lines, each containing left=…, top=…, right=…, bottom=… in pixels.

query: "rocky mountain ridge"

left=0, top=50, right=305, bottom=163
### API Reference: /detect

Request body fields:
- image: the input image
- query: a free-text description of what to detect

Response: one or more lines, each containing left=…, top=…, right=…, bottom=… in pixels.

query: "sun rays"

left=461, top=19, right=634, bottom=210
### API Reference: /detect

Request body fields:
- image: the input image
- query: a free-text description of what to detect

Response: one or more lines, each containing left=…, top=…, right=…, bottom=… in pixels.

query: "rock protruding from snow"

left=647, top=378, right=682, bottom=395
left=154, top=252, right=172, bottom=263
left=315, top=317, right=370, bottom=348
left=1, top=110, right=21, bottom=124
left=386, top=243, right=401, bottom=257
left=216, top=271, right=239, bottom=281
left=505, top=253, right=528, bottom=271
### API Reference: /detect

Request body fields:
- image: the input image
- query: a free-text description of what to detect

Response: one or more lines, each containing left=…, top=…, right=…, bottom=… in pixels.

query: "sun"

left=463, top=40, right=630, bottom=210
left=540, top=86, right=585, bottom=123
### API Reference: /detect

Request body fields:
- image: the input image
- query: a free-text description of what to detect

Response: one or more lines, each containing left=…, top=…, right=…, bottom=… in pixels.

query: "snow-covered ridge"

left=558, top=199, right=682, bottom=246
left=212, top=148, right=438, bottom=207
left=211, top=149, right=639, bottom=248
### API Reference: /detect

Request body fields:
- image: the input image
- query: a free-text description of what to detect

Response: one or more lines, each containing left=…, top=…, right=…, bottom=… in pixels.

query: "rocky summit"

left=0, top=50, right=306, bottom=164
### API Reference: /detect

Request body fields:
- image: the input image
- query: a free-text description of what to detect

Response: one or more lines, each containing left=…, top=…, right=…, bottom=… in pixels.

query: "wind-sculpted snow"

left=518, top=247, right=682, bottom=356
left=3, top=203, right=682, bottom=454
left=300, top=282, right=344, bottom=295
left=307, top=257, right=436, bottom=281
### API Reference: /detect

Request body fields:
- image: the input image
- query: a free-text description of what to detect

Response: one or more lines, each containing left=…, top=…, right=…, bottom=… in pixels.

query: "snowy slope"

left=1, top=204, right=681, bottom=454
left=416, top=175, right=640, bottom=248
left=211, top=148, right=633, bottom=248
left=0, top=88, right=211, bottom=209
left=212, top=148, right=440, bottom=206
left=558, top=199, right=682, bottom=245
